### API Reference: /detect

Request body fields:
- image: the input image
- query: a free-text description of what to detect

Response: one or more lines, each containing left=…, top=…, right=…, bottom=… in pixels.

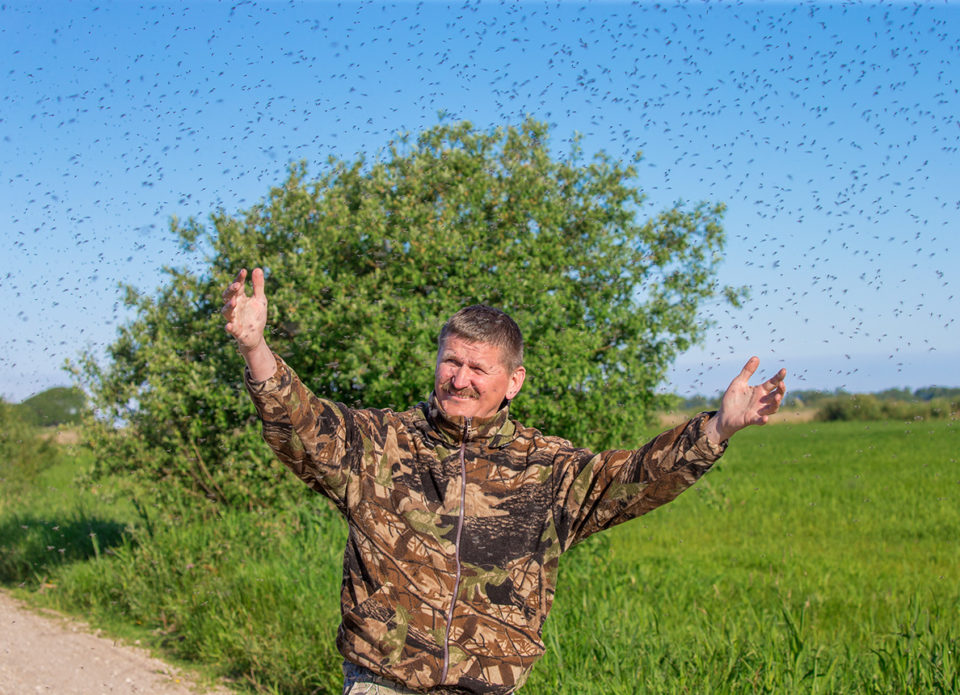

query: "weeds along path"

left=0, top=590, right=234, bottom=695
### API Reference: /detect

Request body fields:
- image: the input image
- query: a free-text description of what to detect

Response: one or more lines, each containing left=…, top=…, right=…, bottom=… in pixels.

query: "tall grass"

left=0, top=399, right=61, bottom=494
left=51, top=499, right=348, bottom=693
left=1, top=463, right=346, bottom=693
left=2, top=419, right=958, bottom=693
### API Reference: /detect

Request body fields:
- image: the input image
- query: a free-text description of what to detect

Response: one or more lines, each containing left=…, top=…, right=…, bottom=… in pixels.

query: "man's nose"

left=452, top=365, right=471, bottom=389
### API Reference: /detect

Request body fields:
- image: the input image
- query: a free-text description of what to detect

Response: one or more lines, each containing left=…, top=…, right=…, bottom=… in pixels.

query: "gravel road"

left=0, top=591, right=234, bottom=695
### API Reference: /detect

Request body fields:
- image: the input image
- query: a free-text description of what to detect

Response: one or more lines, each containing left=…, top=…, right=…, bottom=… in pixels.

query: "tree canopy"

left=16, top=386, right=88, bottom=427
left=74, top=118, right=741, bottom=508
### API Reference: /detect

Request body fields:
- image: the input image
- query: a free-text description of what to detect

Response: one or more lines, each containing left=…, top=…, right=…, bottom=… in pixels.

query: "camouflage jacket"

left=245, top=354, right=726, bottom=694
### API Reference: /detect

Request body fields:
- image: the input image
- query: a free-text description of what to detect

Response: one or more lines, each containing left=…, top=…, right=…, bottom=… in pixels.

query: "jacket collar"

left=418, top=393, right=518, bottom=448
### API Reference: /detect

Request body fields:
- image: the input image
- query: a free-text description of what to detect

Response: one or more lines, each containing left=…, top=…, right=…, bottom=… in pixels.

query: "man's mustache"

left=440, top=381, right=480, bottom=399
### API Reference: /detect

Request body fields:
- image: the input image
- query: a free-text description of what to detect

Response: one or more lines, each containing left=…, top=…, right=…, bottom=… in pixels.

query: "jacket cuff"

left=689, top=411, right=728, bottom=460
left=244, top=352, right=288, bottom=395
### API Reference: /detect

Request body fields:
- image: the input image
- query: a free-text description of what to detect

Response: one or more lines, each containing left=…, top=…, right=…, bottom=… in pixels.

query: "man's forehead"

left=438, top=336, right=504, bottom=364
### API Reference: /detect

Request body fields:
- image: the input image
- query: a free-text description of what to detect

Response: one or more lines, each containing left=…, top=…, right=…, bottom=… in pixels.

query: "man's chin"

left=438, top=394, right=479, bottom=417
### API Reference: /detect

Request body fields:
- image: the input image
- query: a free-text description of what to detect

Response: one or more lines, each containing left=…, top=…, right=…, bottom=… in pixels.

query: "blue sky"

left=2, top=0, right=958, bottom=402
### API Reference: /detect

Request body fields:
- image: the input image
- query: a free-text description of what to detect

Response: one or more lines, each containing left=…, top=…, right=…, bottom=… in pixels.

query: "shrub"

left=0, top=399, right=60, bottom=494
left=72, top=118, right=740, bottom=508
left=815, top=394, right=960, bottom=422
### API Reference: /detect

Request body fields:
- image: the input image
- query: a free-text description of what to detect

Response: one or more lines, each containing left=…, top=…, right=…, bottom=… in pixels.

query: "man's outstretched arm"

left=704, top=356, right=787, bottom=444
left=551, top=357, right=786, bottom=547
left=221, top=267, right=276, bottom=381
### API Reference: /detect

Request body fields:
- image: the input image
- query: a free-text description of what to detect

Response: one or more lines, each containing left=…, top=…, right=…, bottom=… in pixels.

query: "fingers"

left=721, top=359, right=787, bottom=435
left=764, top=368, right=787, bottom=394
left=220, top=292, right=238, bottom=319
left=736, top=356, right=760, bottom=383
left=734, top=358, right=787, bottom=396
left=251, top=267, right=265, bottom=300
left=758, top=370, right=786, bottom=418
left=751, top=362, right=786, bottom=416
left=220, top=268, right=248, bottom=323
left=221, top=268, right=247, bottom=301
left=768, top=367, right=787, bottom=385
left=220, top=268, right=266, bottom=345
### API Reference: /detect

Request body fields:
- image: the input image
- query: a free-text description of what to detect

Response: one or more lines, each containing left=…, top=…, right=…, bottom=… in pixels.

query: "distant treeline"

left=675, top=386, right=960, bottom=422
left=7, top=384, right=960, bottom=430
left=4, top=386, right=87, bottom=427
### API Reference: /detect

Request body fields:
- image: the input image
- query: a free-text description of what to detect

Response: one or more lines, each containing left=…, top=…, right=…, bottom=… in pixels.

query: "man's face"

left=434, top=335, right=525, bottom=420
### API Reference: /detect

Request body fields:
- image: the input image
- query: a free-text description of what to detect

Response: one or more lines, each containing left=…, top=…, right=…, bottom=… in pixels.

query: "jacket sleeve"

left=551, top=412, right=726, bottom=551
left=244, top=352, right=364, bottom=508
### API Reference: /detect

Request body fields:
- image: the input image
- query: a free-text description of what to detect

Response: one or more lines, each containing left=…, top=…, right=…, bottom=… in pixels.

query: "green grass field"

left=2, top=419, right=958, bottom=693
left=529, top=419, right=960, bottom=693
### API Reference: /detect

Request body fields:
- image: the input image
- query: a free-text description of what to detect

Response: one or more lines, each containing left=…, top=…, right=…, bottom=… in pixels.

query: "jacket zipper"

left=440, top=417, right=470, bottom=685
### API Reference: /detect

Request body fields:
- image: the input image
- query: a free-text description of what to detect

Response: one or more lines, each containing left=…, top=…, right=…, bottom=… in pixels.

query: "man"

left=222, top=267, right=786, bottom=694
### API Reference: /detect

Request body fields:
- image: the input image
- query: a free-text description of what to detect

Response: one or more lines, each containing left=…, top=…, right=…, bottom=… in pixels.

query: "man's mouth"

left=441, top=382, right=479, bottom=399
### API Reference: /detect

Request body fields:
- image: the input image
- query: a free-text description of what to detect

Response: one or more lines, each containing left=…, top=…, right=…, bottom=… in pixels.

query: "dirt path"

left=0, top=591, right=234, bottom=695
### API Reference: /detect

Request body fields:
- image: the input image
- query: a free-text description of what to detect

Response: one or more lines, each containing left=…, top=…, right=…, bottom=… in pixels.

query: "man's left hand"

left=705, top=357, right=787, bottom=444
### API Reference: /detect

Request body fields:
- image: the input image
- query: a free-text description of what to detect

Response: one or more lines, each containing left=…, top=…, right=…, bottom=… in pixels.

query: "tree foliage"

left=74, top=118, right=740, bottom=508
left=16, top=386, right=88, bottom=427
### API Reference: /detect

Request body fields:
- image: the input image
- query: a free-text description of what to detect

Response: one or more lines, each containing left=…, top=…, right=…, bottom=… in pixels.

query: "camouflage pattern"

left=246, top=354, right=727, bottom=694
left=343, top=660, right=441, bottom=694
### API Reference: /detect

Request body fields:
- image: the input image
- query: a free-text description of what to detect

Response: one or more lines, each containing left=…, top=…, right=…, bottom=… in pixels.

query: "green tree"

left=73, top=118, right=742, bottom=508
left=913, top=386, right=960, bottom=402
left=16, top=386, right=88, bottom=427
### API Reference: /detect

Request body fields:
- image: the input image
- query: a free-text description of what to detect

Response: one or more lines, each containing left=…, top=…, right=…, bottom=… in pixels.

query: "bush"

left=72, top=118, right=740, bottom=508
left=0, top=399, right=60, bottom=493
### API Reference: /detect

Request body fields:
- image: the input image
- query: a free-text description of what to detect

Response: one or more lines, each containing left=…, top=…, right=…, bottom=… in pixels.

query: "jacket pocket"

left=341, top=581, right=410, bottom=666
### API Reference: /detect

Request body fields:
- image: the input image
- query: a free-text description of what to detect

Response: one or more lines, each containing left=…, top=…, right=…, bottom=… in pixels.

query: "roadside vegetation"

left=0, top=398, right=62, bottom=495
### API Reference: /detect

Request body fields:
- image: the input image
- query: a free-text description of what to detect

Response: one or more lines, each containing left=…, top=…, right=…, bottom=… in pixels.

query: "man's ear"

left=506, top=366, right=526, bottom=400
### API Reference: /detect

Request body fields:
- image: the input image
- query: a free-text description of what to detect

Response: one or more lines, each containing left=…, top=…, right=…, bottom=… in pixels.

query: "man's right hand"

left=221, top=268, right=277, bottom=380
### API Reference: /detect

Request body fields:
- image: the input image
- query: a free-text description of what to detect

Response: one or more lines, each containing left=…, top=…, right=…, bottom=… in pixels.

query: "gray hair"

left=438, top=305, right=524, bottom=371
